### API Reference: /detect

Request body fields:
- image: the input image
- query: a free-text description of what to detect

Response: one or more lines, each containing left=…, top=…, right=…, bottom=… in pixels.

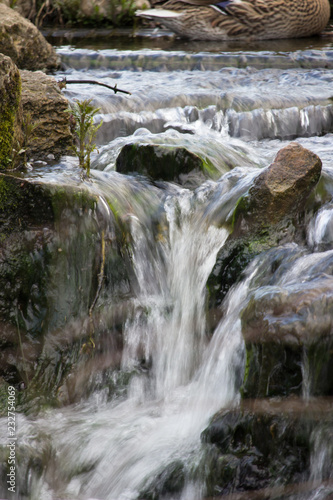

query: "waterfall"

left=123, top=189, right=229, bottom=399
left=6, top=174, right=252, bottom=500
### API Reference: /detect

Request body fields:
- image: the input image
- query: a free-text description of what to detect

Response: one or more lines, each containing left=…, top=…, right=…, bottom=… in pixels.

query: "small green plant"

left=69, top=98, right=102, bottom=178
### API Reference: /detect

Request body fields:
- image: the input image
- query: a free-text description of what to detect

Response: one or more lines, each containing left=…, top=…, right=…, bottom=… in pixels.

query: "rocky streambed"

left=0, top=13, right=333, bottom=500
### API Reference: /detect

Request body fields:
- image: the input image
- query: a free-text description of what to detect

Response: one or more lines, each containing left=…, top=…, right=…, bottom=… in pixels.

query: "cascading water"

left=25, top=166, right=249, bottom=495
left=1, top=32, right=333, bottom=500
left=6, top=173, right=251, bottom=500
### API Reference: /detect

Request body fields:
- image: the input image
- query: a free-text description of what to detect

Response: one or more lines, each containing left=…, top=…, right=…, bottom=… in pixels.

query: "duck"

left=136, top=0, right=331, bottom=41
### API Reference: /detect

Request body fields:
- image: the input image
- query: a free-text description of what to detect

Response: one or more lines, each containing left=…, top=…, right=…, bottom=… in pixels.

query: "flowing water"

left=2, top=30, right=333, bottom=499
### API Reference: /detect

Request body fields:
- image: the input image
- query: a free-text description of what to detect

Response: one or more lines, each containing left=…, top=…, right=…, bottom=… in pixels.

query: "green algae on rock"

left=0, top=54, right=21, bottom=171
left=116, top=143, right=220, bottom=186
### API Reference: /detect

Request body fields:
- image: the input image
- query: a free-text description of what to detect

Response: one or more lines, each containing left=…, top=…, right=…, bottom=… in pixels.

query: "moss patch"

left=0, top=56, right=21, bottom=170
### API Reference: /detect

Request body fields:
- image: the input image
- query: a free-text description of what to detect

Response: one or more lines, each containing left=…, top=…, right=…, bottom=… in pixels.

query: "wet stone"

left=116, top=143, right=209, bottom=185
left=139, top=460, right=185, bottom=500
left=241, top=276, right=333, bottom=398
left=200, top=397, right=333, bottom=497
left=0, top=173, right=130, bottom=407
left=207, top=142, right=322, bottom=308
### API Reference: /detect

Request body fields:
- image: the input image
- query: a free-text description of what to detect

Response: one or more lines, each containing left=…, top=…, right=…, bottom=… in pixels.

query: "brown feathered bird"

left=136, top=0, right=330, bottom=40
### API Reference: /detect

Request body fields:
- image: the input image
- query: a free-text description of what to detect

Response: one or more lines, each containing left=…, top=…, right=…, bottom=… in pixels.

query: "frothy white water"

left=307, top=425, right=333, bottom=500
left=307, top=206, right=333, bottom=249
left=310, top=425, right=333, bottom=484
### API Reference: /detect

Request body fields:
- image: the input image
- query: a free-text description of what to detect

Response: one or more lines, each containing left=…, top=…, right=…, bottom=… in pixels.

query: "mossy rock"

left=116, top=143, right=217, bottom=185
left=0, top=173, right=131, bottom=408
left=207, top=218, right=299, bottom=312
left=20, top=70, right=73, bottom=160
left=0, top=54, right=21, bottom=171
left=207, top=143, right=322, bottom=310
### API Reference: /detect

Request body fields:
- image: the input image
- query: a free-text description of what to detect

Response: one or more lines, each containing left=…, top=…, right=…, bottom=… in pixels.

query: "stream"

left=1, top=30, right=333, bottom=500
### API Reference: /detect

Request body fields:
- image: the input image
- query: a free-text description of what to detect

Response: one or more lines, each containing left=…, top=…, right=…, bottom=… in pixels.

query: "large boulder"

left=0, top=54, right=21, bottom=170
left=0, top=55, right=73, bottom=163
left=20, top=70, right=73, bottom=159
left=231, top=142, right=322, bottom=238
left=207, top=143, right=322, bottom=309
left=0, top=3, right=59, bottom=71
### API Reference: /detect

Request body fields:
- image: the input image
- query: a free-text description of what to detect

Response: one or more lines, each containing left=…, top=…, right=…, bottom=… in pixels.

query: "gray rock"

left=20, top=70, right=73, bottom=159
left=0, top=3, right=59, bottom=71
left=207, top=143, right=322, bottom=309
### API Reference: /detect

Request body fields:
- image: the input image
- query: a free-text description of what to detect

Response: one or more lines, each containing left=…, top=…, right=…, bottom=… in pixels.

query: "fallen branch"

left=58, top=78, right=131, bottom=95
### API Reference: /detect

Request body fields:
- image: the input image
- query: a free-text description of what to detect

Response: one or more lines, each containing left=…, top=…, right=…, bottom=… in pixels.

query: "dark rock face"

left=207, top=143, right=322, bottom=309
left=139, top=460, right=185, bottom=500
left=201, top=398, right=333, bottom=498
left=0, top=174, right=94, bottom=389
left=0, top=173, right=130, bottom=407
left=0, top=3, right=59, bottom=71
left=116, top=143, right=214, bottom=186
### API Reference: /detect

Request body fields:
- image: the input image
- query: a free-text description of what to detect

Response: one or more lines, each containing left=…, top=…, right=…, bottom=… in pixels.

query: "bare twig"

left=58, top=78, right=131, bottom=95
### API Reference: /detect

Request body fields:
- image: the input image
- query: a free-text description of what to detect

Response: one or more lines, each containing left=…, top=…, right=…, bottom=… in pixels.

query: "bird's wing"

left=136, top=7, right=184, bottom=17
left=137, top=0, right=273, bottom=38
left=155, top=0, right=270, bottom=12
